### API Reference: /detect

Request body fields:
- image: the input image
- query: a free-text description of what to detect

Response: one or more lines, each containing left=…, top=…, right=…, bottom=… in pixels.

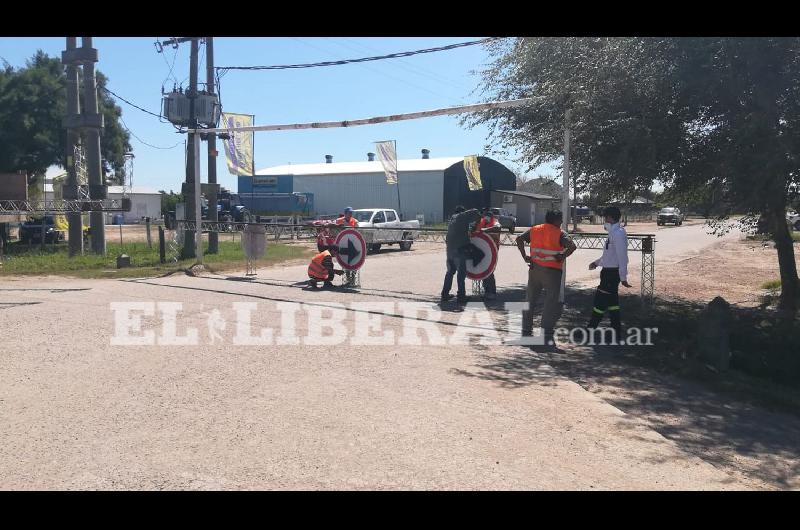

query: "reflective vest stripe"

left=529, top=224, right=564, bottom=270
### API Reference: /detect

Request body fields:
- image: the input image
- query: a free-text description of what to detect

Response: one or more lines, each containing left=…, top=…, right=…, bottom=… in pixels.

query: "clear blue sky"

left=0, top=37, right=557, bottom=192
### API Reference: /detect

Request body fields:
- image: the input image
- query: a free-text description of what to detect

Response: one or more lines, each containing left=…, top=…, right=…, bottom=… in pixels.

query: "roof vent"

left=421, top=149, right=430, bottom=159
left=367, top=152, right=376, bottom=161
left=325, top=154, right=333, bottom=164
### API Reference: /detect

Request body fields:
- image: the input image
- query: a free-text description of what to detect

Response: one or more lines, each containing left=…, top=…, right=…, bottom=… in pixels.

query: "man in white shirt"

left=588, top=207, right=632, bottom=339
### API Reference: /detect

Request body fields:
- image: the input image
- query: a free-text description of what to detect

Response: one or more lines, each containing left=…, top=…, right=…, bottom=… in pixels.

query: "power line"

left=337, top=37, right=469, bottom=89
left=216, top=38, right=495, bottom=73
left=159, top=42, right=180, bottom=89
left=100, top=86, right=162, bottom=119
left=119, top=115, right=183, bottom=150
left=289, top=37, right=457, bottom=105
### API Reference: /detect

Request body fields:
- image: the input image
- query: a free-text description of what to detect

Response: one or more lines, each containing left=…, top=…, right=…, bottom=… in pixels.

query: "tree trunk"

left=770, top=207, right=799, bottom=312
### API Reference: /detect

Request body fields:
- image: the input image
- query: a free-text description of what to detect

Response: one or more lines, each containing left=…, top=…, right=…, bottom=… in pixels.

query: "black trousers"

left=588, top=267, right=621, bottom=333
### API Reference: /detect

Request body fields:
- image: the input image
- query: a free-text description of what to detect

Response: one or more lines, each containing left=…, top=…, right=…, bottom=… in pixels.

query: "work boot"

left=456, top=295, right=469, bottom=305
left=484, top=292, right=497, bottom=301
left=440, top=293, right=454, bottom=304
left=308, top=280, right=319, bottom=289
left=323, top=281, right=334, bottom=289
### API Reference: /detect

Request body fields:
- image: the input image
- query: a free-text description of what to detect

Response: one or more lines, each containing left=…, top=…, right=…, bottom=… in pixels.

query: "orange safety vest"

left=529, top=223, right=564, bottom=270
left=308, top=250, right=332, bottom=280
left=336, top=216, right=357, bottom=227
left=473, top=216, right=501, bottom=245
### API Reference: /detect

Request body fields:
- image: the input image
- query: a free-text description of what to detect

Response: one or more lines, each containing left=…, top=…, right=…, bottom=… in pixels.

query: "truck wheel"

left=399, top=240, right=412, bottom=251
left=369, top=243, right=381, bottom=254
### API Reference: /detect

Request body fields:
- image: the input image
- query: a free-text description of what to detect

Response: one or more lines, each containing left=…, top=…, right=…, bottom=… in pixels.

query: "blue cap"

left=344, top=207, right=354, bottom=213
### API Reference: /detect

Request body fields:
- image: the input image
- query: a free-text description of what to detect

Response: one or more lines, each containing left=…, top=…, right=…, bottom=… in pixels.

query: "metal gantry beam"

left=173, top=220, right=656, bottom=304
left=0, top=199, right=131, bottom=214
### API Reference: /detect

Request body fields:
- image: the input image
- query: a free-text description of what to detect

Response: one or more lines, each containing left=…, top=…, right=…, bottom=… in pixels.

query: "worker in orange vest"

left=335, top=207, right=358, bottom=227
left=515, top=210, right=577, bottom=340
left=307, top=246, right=344, bottom=289
left=472, top=207, right=502, bottom=300
left=313, top=221, right=336, bottom=252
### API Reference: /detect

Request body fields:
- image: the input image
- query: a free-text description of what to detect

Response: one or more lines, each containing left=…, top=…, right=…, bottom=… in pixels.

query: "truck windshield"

left=353, top=211, right=374, bottom=223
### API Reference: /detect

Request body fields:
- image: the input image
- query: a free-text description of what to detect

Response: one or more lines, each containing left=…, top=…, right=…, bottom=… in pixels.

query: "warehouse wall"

left=442, top=157, right=516, bottom=219
left=107, top=193, right=161, bottom=223
left=292, top=171, right=445, bottom=224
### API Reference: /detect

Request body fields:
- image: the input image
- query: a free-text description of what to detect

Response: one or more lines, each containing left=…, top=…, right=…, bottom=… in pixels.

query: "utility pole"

left=206, top=36, right=219, bottom=254
left=560, top=109, right=572, bottom=304
left=182, top=38, right=200, bottom=259
left=82, top=37, right=106, bottom=255
left=63, top=37, right=83, bottom=257
left=394, top=140, right=402, bottom=219
left=572, top=177, right=578, bottom=232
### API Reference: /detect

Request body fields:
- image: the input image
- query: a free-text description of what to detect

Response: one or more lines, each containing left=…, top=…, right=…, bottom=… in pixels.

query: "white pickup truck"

left=352, top=208, right=420, bottom=252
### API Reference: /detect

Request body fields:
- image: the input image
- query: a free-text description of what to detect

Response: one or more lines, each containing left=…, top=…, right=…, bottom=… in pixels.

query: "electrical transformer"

left=162, top=91, right=220, bottom=127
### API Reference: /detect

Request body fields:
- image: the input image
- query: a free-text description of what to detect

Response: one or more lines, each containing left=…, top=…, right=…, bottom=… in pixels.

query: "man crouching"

left=307, top=246, right=344, bottom=289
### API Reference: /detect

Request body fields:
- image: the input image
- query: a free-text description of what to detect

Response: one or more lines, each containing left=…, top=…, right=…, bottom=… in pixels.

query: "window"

left=373, top=211, right=386, bottom=224
left=354, top=211, right=373, bottom=223
left=385, top=211, right=397, bottom=222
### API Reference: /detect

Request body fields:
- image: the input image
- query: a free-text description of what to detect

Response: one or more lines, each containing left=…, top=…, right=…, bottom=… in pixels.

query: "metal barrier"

left=174, top=220, right=656, bottom=304
left=0, top=199, right=131, bottom=213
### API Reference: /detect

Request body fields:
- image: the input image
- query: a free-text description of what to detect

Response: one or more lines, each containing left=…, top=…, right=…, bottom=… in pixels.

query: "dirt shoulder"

left=543, top=232, right=800, bottom=489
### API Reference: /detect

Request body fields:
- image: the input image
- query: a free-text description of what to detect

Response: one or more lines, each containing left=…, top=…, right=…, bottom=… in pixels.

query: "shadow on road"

left=453, top=286, right=800, bottom=489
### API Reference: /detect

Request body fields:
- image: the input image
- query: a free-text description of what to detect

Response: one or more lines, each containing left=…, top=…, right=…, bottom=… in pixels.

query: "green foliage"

left=468, top=38, right=800, bottom=211
left=159, top=190, right=183, bottom=216
left=0, top=50, right=131, bottom=185
left=467, top=37, right=800, bottom=309
left=0, top=240, right=313, bottom=279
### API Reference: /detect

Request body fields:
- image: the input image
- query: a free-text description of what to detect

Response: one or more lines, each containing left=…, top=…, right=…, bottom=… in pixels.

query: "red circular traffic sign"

left=334, top=229, right=367, bottom=270
left=466, top=232, right=498, bottom=280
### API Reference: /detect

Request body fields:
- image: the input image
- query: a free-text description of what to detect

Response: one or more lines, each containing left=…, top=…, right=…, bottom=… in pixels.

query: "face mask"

left=603, top=223, right=611, bottom=232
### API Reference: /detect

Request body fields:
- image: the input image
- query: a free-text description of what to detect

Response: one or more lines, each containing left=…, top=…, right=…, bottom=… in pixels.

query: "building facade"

left=242, top=151, right=516, bottom=224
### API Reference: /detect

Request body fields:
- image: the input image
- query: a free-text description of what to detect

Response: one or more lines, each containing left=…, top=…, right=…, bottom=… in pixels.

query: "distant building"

left=243, top=150, right=517, bottom=224
left=490, top=189, right=560, bottom=227
left=44, top=174, right=161, bottom=224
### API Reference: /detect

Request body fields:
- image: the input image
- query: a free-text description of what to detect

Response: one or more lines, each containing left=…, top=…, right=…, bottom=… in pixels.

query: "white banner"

left=375, top=140, right=398, bottom=185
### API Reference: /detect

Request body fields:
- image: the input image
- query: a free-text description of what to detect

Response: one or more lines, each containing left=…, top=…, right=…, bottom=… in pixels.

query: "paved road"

left=0, top=222, right=757, bottom=489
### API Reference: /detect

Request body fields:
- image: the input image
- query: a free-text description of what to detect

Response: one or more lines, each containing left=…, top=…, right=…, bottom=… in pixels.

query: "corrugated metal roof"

left=256, top=157, right=464, bottom=176
left=107, top=186, right=162, bottom=195
left=41, top=184, right=162, bottom=195
left=495, top=189, right=557, bottom=200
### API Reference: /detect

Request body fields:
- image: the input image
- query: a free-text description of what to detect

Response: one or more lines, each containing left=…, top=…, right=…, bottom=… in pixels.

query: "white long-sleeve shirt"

left=592, top=223, right=629, bottom=281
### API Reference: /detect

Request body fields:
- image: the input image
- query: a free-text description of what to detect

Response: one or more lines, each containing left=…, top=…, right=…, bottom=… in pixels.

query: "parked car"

left=490, top=208, right=517, bottom=233
left=657, top=207, right=684, bottom=226
left=788, top=210, right=800, bottom=231
left=352, top=208, right=420, bottom=253
left=18, top=216, right=65, bottom=244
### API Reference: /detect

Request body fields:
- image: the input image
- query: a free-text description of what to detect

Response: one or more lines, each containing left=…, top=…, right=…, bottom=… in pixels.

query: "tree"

left=159, top=190, right=183, bottom=216
left=466, top=37, right=800, bottom=311
left=518, top=176, right=563, bottom=198
left=0, top=51, right=131, bottom=188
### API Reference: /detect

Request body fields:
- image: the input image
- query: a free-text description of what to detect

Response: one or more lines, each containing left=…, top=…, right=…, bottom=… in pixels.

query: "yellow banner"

left=221, top=113, right=255, bottom=176
left=464, top=155, right=482, bottom=191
